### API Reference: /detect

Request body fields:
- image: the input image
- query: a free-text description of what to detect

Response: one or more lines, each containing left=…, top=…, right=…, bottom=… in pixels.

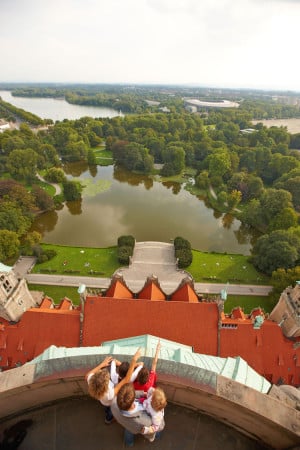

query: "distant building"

left=184, top=98, right=239, bottom=110
left=269, top=283, right=300, bottom=338
left=0, top=119, right=10, bottom=133
left=0, top=262, right=42, bottom=322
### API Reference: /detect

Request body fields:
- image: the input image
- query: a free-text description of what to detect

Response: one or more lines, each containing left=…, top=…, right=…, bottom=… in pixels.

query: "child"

left=86, top=348, right=141, bottom=424
left=133, top=340, right=161, bottom=395
left=141, top=387, right=167, bottom=441
left=110, top=359, right=144, bottom=386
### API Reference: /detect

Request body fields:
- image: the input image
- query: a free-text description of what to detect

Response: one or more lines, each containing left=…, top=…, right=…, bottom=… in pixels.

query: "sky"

left=1, top=0, right=300, bottom=91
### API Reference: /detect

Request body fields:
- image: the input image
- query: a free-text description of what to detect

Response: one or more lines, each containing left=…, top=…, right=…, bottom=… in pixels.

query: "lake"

left=0, top=90, right=120, bottom=121
left=1, top=90, right=255, bottom=254
left=31, top=164, right=254, bottom=255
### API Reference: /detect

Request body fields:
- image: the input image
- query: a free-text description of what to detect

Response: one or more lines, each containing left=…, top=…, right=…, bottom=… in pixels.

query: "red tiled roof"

left=0, top=308, right=80, bottom=370
left=170, top=283, right=198, bottom=303
left=106, top=280, right=133, bottom=299
left=39, top=297, right=54, bottom=309
left=138, top=281, right=166, bottom=301
left=82, top=296, right=219, bottom=356
left=1, top=283, right=300, bottom=386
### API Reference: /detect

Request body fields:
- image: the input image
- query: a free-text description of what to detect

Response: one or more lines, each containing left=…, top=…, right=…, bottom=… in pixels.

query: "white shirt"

left=87, top=372, right=115, bottom=406
left=110, top=360, right=143, bottom=386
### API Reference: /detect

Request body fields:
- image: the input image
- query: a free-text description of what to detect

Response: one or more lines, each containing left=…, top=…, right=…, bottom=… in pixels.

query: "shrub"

left=117, top=235, right=135, bottom=248
left=117, top=246, right=133, bottom=265
left=174, top=236, right=192, bottom=268
left=175, top=248, right=193, bottom=268
left=174, top=236, right=191, bottom=250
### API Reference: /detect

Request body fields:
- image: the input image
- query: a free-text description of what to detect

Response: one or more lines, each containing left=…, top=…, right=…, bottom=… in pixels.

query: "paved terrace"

left=16, top=246, right=272, bottom=297
left=115, top=242, right=191, bottom=294
left=1, top=351, right=299, bottom=450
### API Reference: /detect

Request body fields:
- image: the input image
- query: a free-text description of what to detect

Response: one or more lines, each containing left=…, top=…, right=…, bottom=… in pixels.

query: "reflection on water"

left=31, top=164, right=256, bottom=254
left=88, top=165, right=98, bottom=178
left=66, top=200, right=82, bottom=215
left=113, top=166, right=154, bottom=189
left=33, top=210, right=58, bottom=234
left=63, top=161, right=89, bottom=177
left=162, top=181, right=181, bottom=195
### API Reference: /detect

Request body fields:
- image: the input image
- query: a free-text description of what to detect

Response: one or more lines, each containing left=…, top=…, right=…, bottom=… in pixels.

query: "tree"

left=87, top=149, right=97, bottom=165
left=62, top=180, right=82, bottom=201
left=207, top=151, right=231, bottom=179
left=45, top=167, right=66, bottom=183
left=0, top=230, right=20, bottom=261
left=6, top=148, right=38, bottom=182
left=268, top=208, right=299, bottom=232
left=31, top=185, right=54, bottom=211
left=260, top=189, right=293, bottom=222
left=227, top=190, right=242, bottom=211
left=161, top=145, right=185, bottom=175
left=0, top=201, right=32, bottom=236
left=251, top=230, right=300, bottom=275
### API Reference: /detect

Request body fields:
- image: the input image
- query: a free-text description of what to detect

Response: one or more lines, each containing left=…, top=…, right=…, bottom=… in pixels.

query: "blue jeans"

left=124, top=429, right=135, bottom=447
left=124, top=430, right=162, bottom=446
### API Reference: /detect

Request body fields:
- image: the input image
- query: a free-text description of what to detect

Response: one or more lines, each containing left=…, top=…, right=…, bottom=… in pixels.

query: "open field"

left=188, top=250, right=270, bottom=285
left=252, top=118, right=300, bottom=133
left=32, top=244, right=270, bottom=285
left=32, top=244, right=119, bottom=277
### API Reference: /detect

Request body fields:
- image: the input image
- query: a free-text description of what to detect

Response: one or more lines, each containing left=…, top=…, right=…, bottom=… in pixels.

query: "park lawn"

left=223, top=295, right=276, bottom=314
left=32, top=244, right=120, bottom=277
left=188, top=250, right=271, bottom=285
left=28, top=284, right=80, bottom=305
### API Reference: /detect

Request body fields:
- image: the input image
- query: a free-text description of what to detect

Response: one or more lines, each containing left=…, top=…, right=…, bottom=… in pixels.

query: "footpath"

left=14, top=247, right=272, bottom=296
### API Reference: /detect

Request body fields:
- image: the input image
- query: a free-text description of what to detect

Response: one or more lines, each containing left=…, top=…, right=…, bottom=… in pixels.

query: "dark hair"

left=118, top=361, right=130, bottom=380
left=117, top=383, right=135, bottom=411
left=136, top=367, right=149, bottom=385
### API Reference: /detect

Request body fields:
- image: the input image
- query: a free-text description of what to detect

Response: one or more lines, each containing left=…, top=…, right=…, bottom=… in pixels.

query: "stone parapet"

left=0, top=355, right=299, bottom=449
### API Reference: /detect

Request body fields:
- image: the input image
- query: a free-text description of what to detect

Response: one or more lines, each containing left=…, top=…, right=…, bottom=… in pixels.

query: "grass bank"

left=32, top=244, right=120, bottom=277
left=223, top=295, right=276, bottom=314
left=32, top=244, right=270, bottom=285
left=188, top=250, right=270, bottom=285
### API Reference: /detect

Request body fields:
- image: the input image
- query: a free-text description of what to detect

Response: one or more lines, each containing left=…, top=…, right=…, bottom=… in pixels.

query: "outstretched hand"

left=133, top=347, right=142, bottom=361
left=101, top=356, right=113, bottom=367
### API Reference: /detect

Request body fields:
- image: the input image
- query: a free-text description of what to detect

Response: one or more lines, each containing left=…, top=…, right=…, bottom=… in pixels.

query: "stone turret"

left=269, top=283, right=300, bottom=338
left=0, top=262, right=40, bottom=322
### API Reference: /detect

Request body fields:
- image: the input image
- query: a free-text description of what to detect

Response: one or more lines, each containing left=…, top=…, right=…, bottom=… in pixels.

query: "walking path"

left=14, top=246, right=272, bottom=296
left=36, top=173, right=61, bottom=195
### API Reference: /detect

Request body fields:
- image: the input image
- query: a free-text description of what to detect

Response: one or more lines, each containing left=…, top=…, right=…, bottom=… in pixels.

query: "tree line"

left=0, top=97, right=300, bottom=289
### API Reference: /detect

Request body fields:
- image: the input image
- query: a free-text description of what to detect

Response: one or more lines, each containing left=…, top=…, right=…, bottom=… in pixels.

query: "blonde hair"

left=88, top=368, right=110, bottom=400
left=151, top=387, right=167, bottom=412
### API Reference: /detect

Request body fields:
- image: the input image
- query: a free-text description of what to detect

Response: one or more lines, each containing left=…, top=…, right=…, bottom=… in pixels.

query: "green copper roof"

left=29, top=334, right=271, bottom=394
left=0, top=262, right=12, bottom=273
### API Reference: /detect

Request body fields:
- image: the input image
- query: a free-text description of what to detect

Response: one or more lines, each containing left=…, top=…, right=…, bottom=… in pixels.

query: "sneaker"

left=104, top=417, right=115, bottom=425
left=148, top=435, right=155, bottom=442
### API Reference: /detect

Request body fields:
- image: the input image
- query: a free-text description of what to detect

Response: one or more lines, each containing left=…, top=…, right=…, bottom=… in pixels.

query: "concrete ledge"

left=0, top=356, right=299, bottom=449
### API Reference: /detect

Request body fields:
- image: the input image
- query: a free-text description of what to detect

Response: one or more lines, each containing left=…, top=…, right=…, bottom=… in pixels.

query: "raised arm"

left=85, top=355, right=113, bottom=380
left=151, top=340, right=161, bottom=373
left=113, top=347, right=142, bottom=395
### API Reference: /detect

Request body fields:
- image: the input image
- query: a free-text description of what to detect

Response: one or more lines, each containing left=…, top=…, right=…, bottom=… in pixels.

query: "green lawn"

left=28, top=284, right=81, bottom=305
left=223, top=295, right=276, bottom=314
left=188, top=250, right=270, bottom=284
left=94, top=148, right=114, bottom=166
left=32, top=244, right=120, bottom=277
